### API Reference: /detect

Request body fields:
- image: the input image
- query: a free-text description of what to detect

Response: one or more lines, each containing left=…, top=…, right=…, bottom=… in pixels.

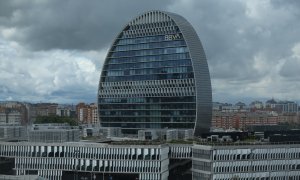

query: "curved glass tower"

left=98, top=11, right=212, bottom=136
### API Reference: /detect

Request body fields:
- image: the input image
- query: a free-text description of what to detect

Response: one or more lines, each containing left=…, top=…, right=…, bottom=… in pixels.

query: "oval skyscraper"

left=98, top=10, right=212, bottom=136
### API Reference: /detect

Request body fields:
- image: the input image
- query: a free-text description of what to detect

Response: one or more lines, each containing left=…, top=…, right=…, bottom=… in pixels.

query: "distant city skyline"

left=2, top=97, right=300, bottom=107
left=1, top=0, right=300, bottom=104
left=1, top=96, right=300, bottom=106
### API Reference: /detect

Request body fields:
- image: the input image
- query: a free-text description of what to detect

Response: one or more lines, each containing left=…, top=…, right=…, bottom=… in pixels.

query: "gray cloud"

left=0, top=1, right=14, bottom=18
left=170, top=0, right=300, bottom=80
left=272, top=0, right=300, bottom=9
left=280, top=58, right=300, bottom=80
left=167, top=0, right=300, bottom=102
left=1, top=0, right=300, bottom=103
left=0, top=0, right=172, bottom=51
left=279, top=43, right=300, bottom=81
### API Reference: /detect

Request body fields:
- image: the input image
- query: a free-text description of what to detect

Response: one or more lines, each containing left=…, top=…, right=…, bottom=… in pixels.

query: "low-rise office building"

left=82, top=126, right=123, bottom=138
left=0, top=125, right=26, bottom=141
left=192, top=142, right=300, bottom=180
left=29, top=124, right=80, bottom=143
left=138, top=129, right=194, bottom=141
left=0, top=110, right=21, bottom=125
left=0, top=141, right=170, bottom=180
left=3, top=129, right=300, bottom=180
left=0, top=175, right=45, bottom=180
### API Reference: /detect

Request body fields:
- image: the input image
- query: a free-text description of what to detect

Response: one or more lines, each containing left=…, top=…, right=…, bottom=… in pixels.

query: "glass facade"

left=98, top=11, right=212, bottom=135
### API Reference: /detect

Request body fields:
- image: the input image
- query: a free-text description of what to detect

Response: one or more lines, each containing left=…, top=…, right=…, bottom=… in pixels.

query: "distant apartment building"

left=212, top=99, right=300, bottom=130
left=278, top=114, right=300, bottom=124
left=29, top=103, right=75, bottom=123
left=212, top=112, right=279, bottom=130
left=265, top=99, right=298, bottom=114
left=48, top=104, right=58, bottom=116
left=76, top=103, right=98, bottom=124
left=265, top=98, right=277, bottom=109
left=35, top=103, right=61, bottom=116
left=213, top=102, right=248, bottom=112
left=56, top=105, right=71, bottom=117
left=235, top=102, right=247, bottom=110
left=35, top=103, right=52, bottom=116
left=212, top=112, right=238, bottom=130
left=79, top=107, right=88, bottom=123
left=89, top=103, right=98, bottom=124
left=0, top=109, right=21, bottom=125
left=76, top=103, right=88, bottom=123
left=241, top=112, right=278, bottom=129
left=29, top=103, right=58, bottom=122
left=0, top=101, right=29, bottom=125
left=56, top=104, right=75, bottom=117
left=276, top=101, right=298, bottom=114
left=249, top=100, right=264, bottom=110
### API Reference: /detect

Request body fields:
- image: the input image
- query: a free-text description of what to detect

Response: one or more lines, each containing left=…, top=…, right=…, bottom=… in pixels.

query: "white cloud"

left=244, top=0, right=271, bottom=20
left=1, top=27, right=17, bottom=39
left=292, top=42, right=300, bottom=58
left=6, top=96, right=13, bottom=101
left=0, top=36, right=105, bottom=103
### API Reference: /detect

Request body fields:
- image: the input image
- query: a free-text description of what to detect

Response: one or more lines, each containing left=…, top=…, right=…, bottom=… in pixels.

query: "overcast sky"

left=1, top=0, right=300, bottom=104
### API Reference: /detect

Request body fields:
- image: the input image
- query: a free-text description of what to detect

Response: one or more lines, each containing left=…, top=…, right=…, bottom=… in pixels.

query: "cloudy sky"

left=1, top=0, right=300, bottom=104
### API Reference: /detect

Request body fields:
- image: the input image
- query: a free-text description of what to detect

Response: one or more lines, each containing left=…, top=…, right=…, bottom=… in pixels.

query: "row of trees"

left=35, top=115, right=78, bottom=126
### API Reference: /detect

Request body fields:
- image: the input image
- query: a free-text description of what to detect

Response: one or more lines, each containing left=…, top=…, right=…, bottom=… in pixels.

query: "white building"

left=0, top=125, right=26, bottom=140
left=138, top=129, right=194, bottom=141
left=276, top=101, right=298, bottom=113
left=0, top=111, right=21, bottom=124
left=250, top=101, right=264, bottom=109
left=0, top=175, right=45, bottom=180
left=29, top=124, right=80, bottom=143
left=192, top=143, right=300, bottom=180
left=138, top=130, right=159, bottom=141
left=0, top=141, right=170, bottom=180
left=82, top=126, right=122, bottom=138
left=165, top=129, right=178, bottom=141
left=55, top=106, right=71, bottom=117
left=90, top=103, right=98, bottom=124
left=178, top=129, right=194, bottom=140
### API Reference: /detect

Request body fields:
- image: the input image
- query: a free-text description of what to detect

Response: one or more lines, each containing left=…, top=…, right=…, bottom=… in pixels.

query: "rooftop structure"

left=0, top=141, right=170, bottom=180
left=192, top=142, right=300, bottom=180
left=0, top=110, right=21, bottom=125
left=0, top=124, right=26, bottom=141
left=2, top=138, right=300, bottom=179
left=28, top=123, right=80, bottom=143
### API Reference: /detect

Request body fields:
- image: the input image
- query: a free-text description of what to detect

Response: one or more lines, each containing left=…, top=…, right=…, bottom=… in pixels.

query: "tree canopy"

left=35, top=115, right=78, bottom=126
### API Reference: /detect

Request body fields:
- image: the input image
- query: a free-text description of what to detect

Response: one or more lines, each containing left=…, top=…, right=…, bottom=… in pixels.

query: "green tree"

left=35, top=115, right=78, bottom=126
